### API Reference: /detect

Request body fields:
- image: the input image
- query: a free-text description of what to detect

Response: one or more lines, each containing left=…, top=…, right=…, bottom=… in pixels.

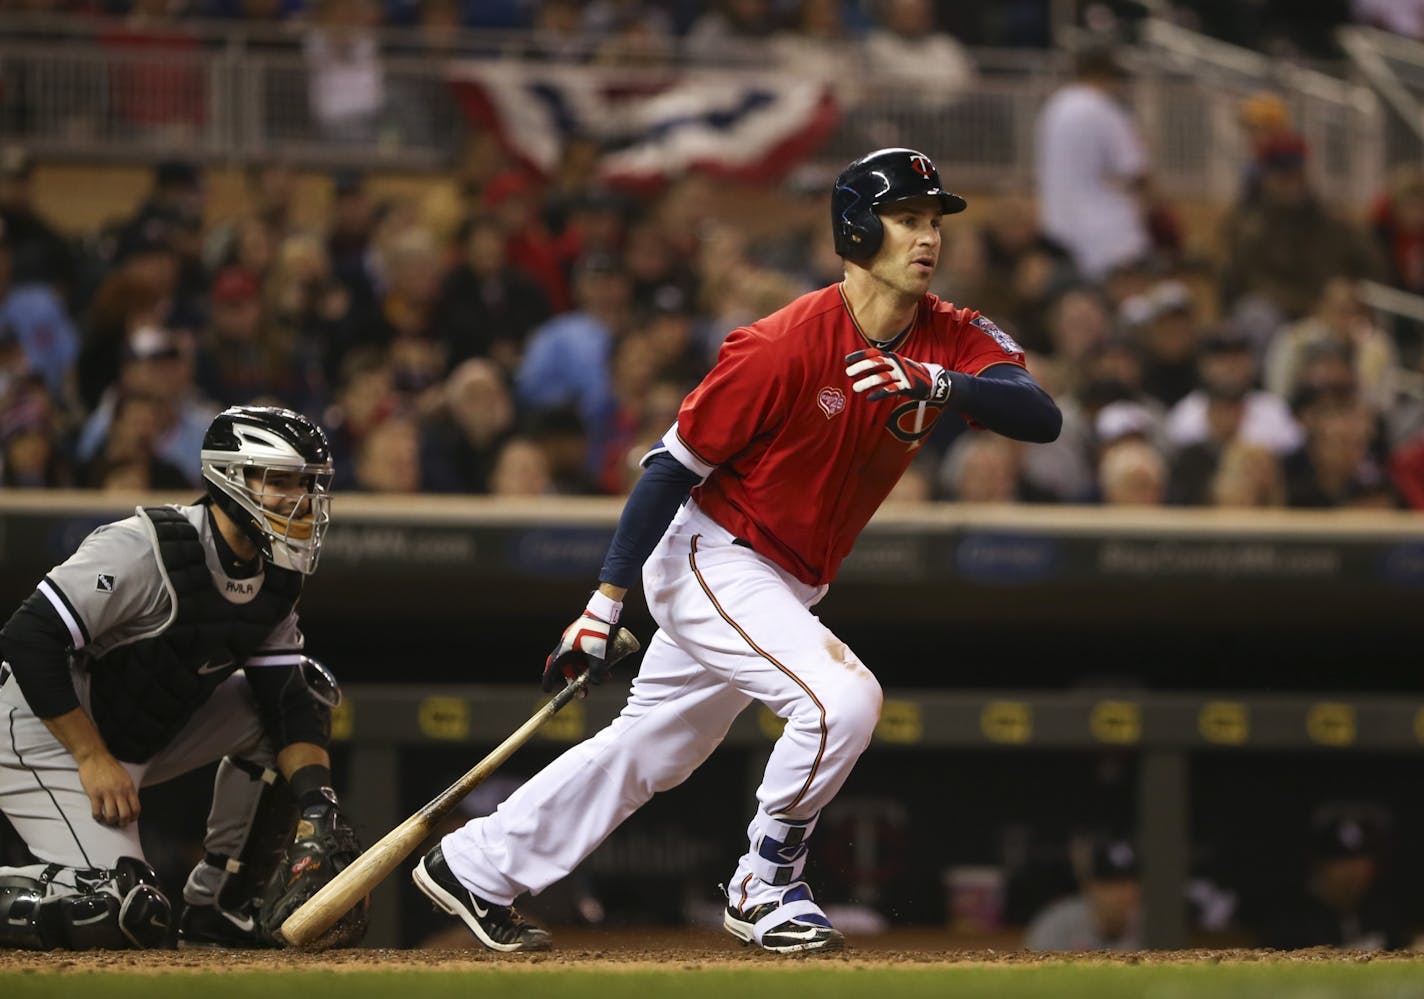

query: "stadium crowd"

left=1, top=3, right=1424, bottom=511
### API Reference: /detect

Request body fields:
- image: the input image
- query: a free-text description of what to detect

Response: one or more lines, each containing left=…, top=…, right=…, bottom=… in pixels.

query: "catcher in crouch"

left=0, top=406, right=365, bottom=950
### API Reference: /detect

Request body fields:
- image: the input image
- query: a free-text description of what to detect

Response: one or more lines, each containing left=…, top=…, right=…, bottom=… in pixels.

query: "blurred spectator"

left=515, top=250, right=632, bottom=472
left=1164, top=328, right=1303, bottom=458
left=195, top=265, right=309, bottom=408
left=1261, top=805, right=1408, bottom=950
left=113, top=160, right=208, bottom=330
left=1219, top=133, right=1385, bottom=324
left=0, top=217, right=80, bottom=404
left=596, top=329, right=664, bottom=494
left=1388, top=430, right=1424, bottom=509
left=355, top=226, right=446, bottom=365
left=624, top=216, right=701, bottom=322
left=325, top=169, right=380, bottom=324
left=1122, top=278, right=1204, bottom=409
left=1234, top=91, right=1294, bottom=207
left=352, top=411, right=422, bottom=492
left=685, top=0, right=777, bottom=62
left=267, top=230, right=351, bottom=397
left=542, top=136, right=614, bottom=241
left=434, top=215, right=550, bottom=376
left=75, top=264, right=169, bottom=413
left=483, top=169, right=572, bottom=314
left=0, top=146, right=77, bottom=295
left=204, top=161, right=301, bottom=273
left=1264, top=278, right=1400, bottom=415
left=1024, top=838, right=1141, bottom=951
left=937, top=433, right=1038, bottom=502
left=523, top=0, right=595, bottom=62
left=75, top=324, right=219, bottom=487
left=77, top=391, right=189, bottom=491
left=524, top=403, right=594, bottom=494
left=962, top=196, right=1074, bottom=340
left=304, top=0, right=386, bottom=144
left=1097, top=437, right=1167, bottom=505
left=384, top=0, right=468, bottom=145
left=601, top=376, right=685, bottom=495
left=0, top=378, right=72, bottom=489
left=324, top=346, right=397, bottom=489
left=421, top=358, right=516, bottom=493
left=1038, top=284, right=1112, bottom=387
left=585, top=0, right=677, bottom=45
left=1368, top=163, right=1424, bottom=367
left=863, top=0, right=976, bottom=110
left=99, top=0, right=206, bottom=141
left=1208, top=441, right=1286, bottom=508
left=771, top=0, right=865, bottom=108
left=1034, top=43, right=1154, bottom=281
left=1283, top=398, right=1397, bottom=508
left=1372, top=165, right=1424, bottom=296
left=489, top=435, right=554, bottom=497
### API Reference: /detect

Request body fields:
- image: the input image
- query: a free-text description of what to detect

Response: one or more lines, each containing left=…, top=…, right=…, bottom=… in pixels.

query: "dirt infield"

left=2, top=927, right=1423, bottom=974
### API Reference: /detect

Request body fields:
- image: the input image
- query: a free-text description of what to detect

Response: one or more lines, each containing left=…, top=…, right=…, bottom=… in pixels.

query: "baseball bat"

left=277, top=627, right=641, bottom=949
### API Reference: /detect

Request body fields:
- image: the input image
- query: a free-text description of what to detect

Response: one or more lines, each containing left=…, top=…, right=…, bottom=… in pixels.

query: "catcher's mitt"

left=258, top=791, right=369, bottom=949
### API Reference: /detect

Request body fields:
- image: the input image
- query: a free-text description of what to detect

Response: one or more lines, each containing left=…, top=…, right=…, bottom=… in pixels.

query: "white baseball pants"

left=442, top=500, right=883, bottom=906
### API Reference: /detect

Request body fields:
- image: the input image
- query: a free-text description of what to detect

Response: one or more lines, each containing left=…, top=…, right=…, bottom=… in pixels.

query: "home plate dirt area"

left=2, top=926, right=1424, bottom=973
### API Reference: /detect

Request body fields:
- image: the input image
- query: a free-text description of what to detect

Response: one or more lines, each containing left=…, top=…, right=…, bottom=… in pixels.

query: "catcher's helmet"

left=201, top=406, right=334, bottom=575
left=831, top=148, right=967, bottom=261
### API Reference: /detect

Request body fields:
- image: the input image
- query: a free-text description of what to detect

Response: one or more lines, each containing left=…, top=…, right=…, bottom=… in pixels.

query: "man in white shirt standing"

left=1034, top=43, right=1153, bottom=282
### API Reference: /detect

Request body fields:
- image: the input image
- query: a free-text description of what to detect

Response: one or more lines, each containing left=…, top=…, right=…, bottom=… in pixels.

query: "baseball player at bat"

left=0, top=406, right=365, bottom=950
left=415, top=148, right=1062, bottom=954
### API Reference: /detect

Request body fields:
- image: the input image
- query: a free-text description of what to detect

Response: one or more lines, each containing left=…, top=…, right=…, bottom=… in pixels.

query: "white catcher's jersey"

left=37, top=503, right=303, bottom=667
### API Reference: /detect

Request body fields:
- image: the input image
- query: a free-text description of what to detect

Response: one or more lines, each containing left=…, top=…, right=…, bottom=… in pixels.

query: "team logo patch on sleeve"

left=816, top=386, right=847, bottom=419
left=95, top=574, right=115, bottom=593
left=971, top=315, right=1023, bottom=354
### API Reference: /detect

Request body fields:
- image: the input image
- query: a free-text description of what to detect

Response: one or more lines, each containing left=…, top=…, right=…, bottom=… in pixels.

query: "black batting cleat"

left=723, top=882, right=845, bottom=954
left=177, top=901, right=266, bottom=949
left=413, top=844, right=552, bottom=953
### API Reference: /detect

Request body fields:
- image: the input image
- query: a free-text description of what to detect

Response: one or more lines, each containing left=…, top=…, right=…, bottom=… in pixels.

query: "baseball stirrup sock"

left=747, top=813, right=819, bottom=887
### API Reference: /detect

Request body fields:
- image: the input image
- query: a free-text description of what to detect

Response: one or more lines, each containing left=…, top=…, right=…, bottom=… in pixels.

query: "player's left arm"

left=242, top=614, right=331, bottom=754
left=844, top=350, right=1061, bottom=443
left=942, top=362, right=1062, bottom=443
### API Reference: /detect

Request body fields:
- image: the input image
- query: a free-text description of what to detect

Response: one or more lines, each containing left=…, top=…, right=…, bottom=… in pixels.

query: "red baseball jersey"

left=664, top=283, right=1027, bottom=586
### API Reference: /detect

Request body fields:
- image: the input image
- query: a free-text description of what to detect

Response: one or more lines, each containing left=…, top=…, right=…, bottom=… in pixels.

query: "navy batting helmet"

left=831, top=148, right=967, bottom=261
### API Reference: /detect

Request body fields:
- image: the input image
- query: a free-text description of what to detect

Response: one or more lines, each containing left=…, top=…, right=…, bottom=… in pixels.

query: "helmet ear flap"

left=840, top=213, right=883, bottom=262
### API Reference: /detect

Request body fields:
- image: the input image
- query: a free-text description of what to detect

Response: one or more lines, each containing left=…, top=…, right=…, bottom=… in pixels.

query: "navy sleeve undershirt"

left=945, top=364, right=1062, bottom=443
left=599, top=452, right=703, bottom=589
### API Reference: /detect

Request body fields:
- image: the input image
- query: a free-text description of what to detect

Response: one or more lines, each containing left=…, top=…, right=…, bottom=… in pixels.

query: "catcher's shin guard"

left=0, top=860, right=172, bottom=950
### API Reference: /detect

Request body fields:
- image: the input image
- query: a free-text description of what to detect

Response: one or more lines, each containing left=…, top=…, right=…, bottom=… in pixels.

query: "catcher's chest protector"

left=87, top=506, right=303, bottom=763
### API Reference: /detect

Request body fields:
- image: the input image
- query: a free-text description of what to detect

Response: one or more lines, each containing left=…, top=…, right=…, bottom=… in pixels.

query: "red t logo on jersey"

left=909, top=154, right=934, bottom=178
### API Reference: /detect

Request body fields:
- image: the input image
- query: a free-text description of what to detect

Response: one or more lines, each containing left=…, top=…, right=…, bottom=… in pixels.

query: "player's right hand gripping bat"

left=276, top=627, right=641, bottom=949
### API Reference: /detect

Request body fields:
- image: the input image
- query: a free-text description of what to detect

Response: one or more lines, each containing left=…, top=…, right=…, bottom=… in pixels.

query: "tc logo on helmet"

left=908, top=154, right=935, bottom=178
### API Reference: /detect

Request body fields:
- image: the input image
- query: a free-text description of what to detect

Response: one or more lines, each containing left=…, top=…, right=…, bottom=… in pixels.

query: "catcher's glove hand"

left=258, top=790, right=368, bottom=949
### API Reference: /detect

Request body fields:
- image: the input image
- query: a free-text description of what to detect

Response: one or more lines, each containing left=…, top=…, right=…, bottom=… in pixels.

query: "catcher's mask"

left=201, top=406, right=334, bottom=575
left=831, top=147, right=967, bottom=261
